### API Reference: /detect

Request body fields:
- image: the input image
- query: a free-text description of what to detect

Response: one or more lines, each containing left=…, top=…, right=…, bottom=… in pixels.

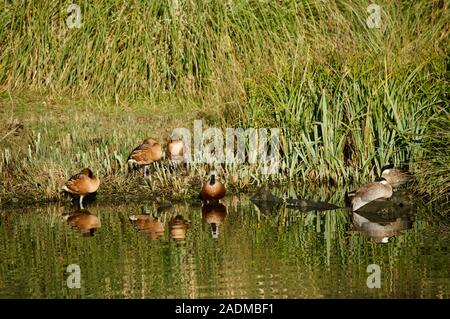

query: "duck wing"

left=64, top=173, right=90, bottom=193
left=355, top=182, right=385, bottom=202
left=128, top=143, right=151, bottom=161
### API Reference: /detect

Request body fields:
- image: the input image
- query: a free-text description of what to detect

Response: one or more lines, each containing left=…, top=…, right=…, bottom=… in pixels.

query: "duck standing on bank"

left=127, top=138, right=163, bottom=177
left=62, top=168, right=100, bottom=209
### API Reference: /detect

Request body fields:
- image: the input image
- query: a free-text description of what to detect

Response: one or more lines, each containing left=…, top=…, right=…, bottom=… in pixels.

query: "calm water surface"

left=0, top=188, right=448, bottom=298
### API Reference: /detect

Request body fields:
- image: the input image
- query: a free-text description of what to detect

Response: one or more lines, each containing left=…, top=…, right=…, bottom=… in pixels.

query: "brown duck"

left=129, top=213, right=165, bottom=240
left=167, top=133, right=185, bottom=166
left=200, top=171, right=226, bottom=202
left=64, top=209, right=101, bottom=237
left=127, top=138, right=163, bottom=177
left=202, top=202, right=227, bottom=239
left=169, top=215, right=189, bottom=242
left=62, top=168, right=100, bottom=209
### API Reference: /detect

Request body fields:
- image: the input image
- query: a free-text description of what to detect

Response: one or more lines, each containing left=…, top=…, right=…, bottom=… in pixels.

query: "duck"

left=350, top=180, right=393, bottom=212
left=381, top=167, right=413, bottom=188
left=129, top=211, right=165, bottom=240
left=169, top=215, right=189, bottom=242
left=127, top=138, right=163, bottom=177
left=167, top=133, right=185, bottom=166
left=63, top=209, right=101, bottom=237
left=352, top=211, right=413, bottom=244
left=201, top=202, right=227, bottom=239
left=200, top=170, right=226, bottom=202
left=250, top=187, right=284, bottom=214
left=62, top=168, right=100, bottom=209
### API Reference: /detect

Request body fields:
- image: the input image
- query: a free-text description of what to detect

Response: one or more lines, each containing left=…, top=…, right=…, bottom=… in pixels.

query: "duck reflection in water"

left=201, top=202, right=227, bottom=239
left=351, top=191, right=416, bottom=244
left=251, top=187, right=339, bottom=213
left=63, top=209, right=101, bottom=237
left=129, top=207, right=165, bottom=240
left=169, top=215, right=189, bottom=242
left=250, top=187, right=283, bottom=214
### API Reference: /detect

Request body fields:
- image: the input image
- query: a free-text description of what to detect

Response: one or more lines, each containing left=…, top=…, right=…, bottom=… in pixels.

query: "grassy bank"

left=0, top=1, right=448, bottom=206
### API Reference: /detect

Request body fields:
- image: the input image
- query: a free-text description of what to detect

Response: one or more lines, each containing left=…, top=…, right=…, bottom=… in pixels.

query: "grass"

left=238, top=62, right=448, bottom=186
left=0, top=0, right=448, bottom=206
left=413, top=106, right=450, bottom=208
left=0, top=92, right=272, bottom=205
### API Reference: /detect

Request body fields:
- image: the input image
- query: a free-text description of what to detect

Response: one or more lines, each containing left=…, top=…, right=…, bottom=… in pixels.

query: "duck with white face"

left=350, top=179, right=393, bottom=212
left=200, top=170, right=226, bottom=202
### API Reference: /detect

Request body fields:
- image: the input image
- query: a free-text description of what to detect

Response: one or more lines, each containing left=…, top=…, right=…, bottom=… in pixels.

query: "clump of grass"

left=413, top=106, right=449, bottom=209
left=236, top=61, right=447, bottom=186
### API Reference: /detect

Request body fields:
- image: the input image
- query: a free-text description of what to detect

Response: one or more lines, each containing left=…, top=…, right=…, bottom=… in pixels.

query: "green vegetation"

left=414, top=106, right=449, bottom=208
left=0, top=1, right=448, bottom=206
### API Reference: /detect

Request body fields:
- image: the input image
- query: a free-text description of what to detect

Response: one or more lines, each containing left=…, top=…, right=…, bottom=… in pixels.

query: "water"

left=0, top=188, right=448, bottom=298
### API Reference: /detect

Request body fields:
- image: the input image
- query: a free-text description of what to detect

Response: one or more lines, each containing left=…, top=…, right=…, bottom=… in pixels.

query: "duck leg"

left=143, top=165, right=148, bottom=178
left=79, top=195, right=85, bottom=210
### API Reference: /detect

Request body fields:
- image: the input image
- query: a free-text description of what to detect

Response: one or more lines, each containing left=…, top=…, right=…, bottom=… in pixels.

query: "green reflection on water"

left=0, top=188, right=448, bottom=299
